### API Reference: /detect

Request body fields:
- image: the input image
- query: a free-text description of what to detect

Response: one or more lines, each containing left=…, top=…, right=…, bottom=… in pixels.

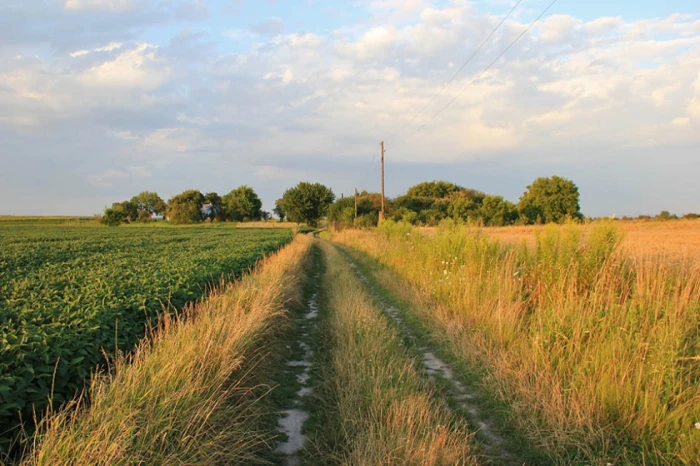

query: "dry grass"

left=312, top=243, right=477, bottom=465
left=236, top=221, right=301, bottom=229
left=477, top=220, right=700, bottom=262
left=334, top=222, right=700, bottom=465
left=22, top=235, right=312, bottom=466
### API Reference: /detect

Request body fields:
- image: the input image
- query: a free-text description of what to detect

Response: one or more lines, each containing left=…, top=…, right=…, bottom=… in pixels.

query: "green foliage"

left=204, top=192, right=224, bottom=222
left=167, top=190, right=205, bottom=225
left=446, top=190, right=486, bottom=222
left=655, top=210, right=678, bottom=221
left=130, top=191, right=166, bottom=216
left=101, top=206, right=126, bottom=226
left=273, top=199, right=286, bottom=221
left=279, top=182, right=335, bottom=227
left=479, top=195, right=518, bottom=226
left=327, top=191, right=383, bottom=229
left=0, top=224, right=293, bottom=453
left=406, top=180, right=464, bottom=198
left=222, top=186, right=262, bottom=222
left=517, top=176, right=582, bottom=224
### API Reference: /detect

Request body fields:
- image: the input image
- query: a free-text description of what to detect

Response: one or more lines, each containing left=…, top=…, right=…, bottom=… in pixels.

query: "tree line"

left=102, top=182, right=336, bottom=227
left=102, top=176, right=587, bottom=228
left=329, top=175, right=583, bottom=228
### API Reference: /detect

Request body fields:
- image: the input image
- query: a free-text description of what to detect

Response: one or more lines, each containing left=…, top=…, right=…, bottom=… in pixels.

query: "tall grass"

left=311, top=242, right=476, bottom=465
left=21, top=235, right=312, bottom=466
left=334, top=222, right=700, bottom=464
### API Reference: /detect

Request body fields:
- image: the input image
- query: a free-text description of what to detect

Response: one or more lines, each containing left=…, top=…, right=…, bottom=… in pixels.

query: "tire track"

left=338, top=247, right=523, bottom=466
left=273, top=273, right=320, bottom=466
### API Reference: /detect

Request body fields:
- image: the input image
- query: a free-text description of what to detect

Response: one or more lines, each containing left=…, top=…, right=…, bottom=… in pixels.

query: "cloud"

left=689, top=72, right=700, bottom=117
left=1, top=2, right=700, bottom=216
left=250, top=17, right=285, bottom=35
left=64, top=0, right=136, bottom=12
left=86, top=166, right=152, bottom=187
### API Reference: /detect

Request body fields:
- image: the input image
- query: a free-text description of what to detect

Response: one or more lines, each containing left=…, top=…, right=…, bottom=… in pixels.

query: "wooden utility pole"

left=380, top=141, right=385, bottom=221
left=354, top=188, right=358, bottom=227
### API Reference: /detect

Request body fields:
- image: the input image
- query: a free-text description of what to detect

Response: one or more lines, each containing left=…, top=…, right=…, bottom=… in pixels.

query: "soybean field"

left=0, top=222, right=292, bottom=453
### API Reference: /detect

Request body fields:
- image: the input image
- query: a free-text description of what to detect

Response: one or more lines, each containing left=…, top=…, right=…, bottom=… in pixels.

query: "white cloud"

left=86, top=169, right=130, bottom=187
left=689, top=72, right=700, bottom=118
left=86, top=166, right=151, bottom=187
left=2, top=2, right=700, bottom=215
left=78, top=43, right=169, bottom=90
left=69, top=49, right=90, bottom=58
left=64, top=0, right=135, bottom=12
left=95, top=42, right=123, bottom=52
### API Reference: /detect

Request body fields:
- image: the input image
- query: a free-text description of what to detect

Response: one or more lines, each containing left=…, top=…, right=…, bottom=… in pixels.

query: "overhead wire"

left=390, top=0, right=559, bottom=152
left=387, top=0, right=525, bottom=143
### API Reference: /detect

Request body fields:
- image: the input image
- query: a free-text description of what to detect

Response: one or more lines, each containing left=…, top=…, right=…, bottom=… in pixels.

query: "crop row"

left=0, top=225, right=293, bottom=453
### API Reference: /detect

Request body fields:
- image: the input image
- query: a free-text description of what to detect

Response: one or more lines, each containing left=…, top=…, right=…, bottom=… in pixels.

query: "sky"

left=1, top=0, right=699, bottom=217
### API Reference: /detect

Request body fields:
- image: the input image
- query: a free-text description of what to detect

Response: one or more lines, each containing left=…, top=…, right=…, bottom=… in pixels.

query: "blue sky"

left=1, top=0, right=699, bottom=217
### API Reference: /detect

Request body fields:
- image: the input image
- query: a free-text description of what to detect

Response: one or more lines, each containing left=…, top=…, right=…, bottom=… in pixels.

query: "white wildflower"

left=695, top=421, right=700, bottom=430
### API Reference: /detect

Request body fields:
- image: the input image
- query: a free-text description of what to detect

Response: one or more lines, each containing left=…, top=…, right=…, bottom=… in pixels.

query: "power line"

left=393, top=0, right=559, bottom=151
left=388, top=0, right=525, bottom=143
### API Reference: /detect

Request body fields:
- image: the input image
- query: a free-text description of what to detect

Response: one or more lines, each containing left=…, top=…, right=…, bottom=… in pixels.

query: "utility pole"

left=354, top=187, right=358, bottom=228
left=380, top=141, right=385, bottom=222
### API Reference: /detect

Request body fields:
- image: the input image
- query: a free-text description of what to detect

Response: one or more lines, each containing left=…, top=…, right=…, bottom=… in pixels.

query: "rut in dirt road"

left=273, top=273, right=321, bottom=466
left=338, top=247, right=524, bottom=466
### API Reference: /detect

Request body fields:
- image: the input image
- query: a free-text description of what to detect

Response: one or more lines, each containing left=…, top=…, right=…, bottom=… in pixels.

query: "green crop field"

left=0, top=222, right=293, bottom=452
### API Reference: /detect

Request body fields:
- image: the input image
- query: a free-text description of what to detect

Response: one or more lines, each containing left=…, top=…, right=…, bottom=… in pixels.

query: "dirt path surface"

left=338, top=246, right=525, bottom=466
left=273, top=275, right=321, bottom=466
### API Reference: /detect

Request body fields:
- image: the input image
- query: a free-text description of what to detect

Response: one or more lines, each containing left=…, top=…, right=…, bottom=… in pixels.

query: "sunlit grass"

left=21, top=235, right=312, bottom=466
left=333, top=222, right=700, bottom=464
left=309, top=243, right=476, bottom=465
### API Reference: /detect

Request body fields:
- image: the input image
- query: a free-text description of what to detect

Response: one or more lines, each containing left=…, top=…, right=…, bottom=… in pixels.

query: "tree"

left=406, top=181, right=464, bottom=198
left=101, top=200, right=138, bottom=226
left=167, top=190, right=205, bottom=224
left=447, top=189, right=486, bottom=222
left=655, top=210, right=678, bottom=221
left=479, top=195, right=518, bottom=226
left=280, top=182, right=335, bottom=227
left=130, top=191, right=166, bottom=217
left=101, top=205, right=127, bottom=226
left=273, top=199, right=286, bottom=221
left=517, top=176, right=582, bottom=224
left=222, top=186, right=262, bottom=222
left=203, top=192, right=224, bottom=221
left=327, top=191, right=384, bottom=228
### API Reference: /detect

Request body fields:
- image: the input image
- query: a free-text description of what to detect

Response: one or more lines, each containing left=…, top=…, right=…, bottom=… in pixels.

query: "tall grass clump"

left=20, top=235, right=312, bottom=466
left=334, top=221, right=700, bottom=464
left=312, top=243, right=476, bottom=465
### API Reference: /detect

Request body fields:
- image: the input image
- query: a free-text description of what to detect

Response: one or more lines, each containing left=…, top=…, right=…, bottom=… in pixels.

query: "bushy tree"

left=203, top=192, right=224, bottom=221
left=130, top=191, right=166, bottom=217
left=101, top=201, right=137, bottom=226
left=406, top=181, right=463, bottom=198
left=447, top=189, right=486, bottom=222
left=167, top=190, right=205, bottom=224
left=517, top=176, right=582, bottom=224
left=273, top=200, right=286, bottom=221
left=280, top=182, right=335, bottom=227
left=655, top=210, right=678, bottom=221
left=327, top=191, right=384, bottom=228
left=479, top=195, right=518, bottom=226
left=222, top=186, right=262, bottom=222
left=101, top=205, right=127, bottom=226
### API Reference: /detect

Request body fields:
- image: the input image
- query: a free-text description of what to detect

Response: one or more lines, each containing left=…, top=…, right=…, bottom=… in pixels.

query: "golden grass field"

left=334, top=220, right=700, bottom=464
left=478, top=219, right=700, bottom=262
